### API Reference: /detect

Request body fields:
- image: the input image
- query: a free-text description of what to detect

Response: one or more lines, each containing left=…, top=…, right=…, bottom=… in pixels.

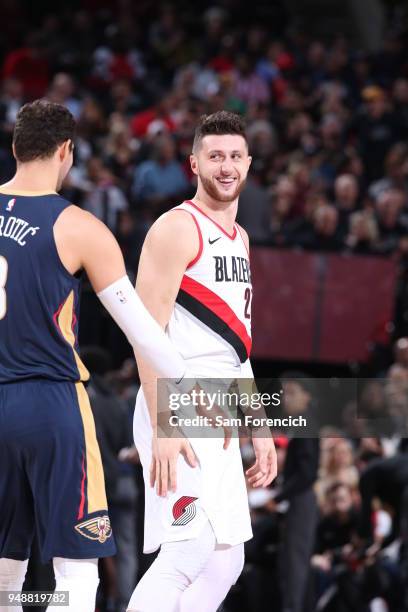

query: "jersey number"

left=0, top=256, right=8, bottom=320
left=244, top=287, right=252, bottom=320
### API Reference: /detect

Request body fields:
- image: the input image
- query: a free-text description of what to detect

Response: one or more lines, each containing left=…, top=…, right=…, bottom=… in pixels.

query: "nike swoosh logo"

left=208, top=237, right=221, bottom=245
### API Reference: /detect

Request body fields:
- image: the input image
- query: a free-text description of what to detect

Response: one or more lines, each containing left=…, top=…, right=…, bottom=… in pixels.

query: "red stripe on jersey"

left=52, top=298, right=66, bottom=332
left=236, top=224, right=250, bottom=259
left=170, top=208, right=204, bottom=268
left=185, top=200, right=237, bottom=240
left=180, top=275, right=252, bottom=356
left=77, top=452, right=86, bottom=520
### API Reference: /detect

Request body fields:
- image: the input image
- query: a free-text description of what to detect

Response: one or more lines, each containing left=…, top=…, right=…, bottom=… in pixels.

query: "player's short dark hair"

left=13, top=99, right=75, bottom=162
left=192, top=111, right=247, bottom=152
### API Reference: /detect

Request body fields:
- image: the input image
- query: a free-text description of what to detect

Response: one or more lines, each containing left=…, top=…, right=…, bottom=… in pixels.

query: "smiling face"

left=190, top=134, right=251, bottom=204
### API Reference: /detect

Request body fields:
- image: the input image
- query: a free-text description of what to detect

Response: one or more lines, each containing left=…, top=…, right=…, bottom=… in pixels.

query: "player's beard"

left=199, top=174, right=246, bottom=203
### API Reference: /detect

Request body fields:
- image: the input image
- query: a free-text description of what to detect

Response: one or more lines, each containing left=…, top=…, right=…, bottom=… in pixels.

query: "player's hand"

left=246, top=428, right=277, bottom=488
left=150, top=435, right=197, bottom=497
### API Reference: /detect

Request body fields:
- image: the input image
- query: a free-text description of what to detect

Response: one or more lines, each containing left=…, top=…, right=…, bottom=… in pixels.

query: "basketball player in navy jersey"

left=127, top=112, right=277, bottom=612
left=0, top=100, right=197, bottom=612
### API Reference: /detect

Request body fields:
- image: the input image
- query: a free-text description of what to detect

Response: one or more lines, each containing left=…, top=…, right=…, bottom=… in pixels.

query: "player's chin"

left=214, top=183, right=244, bottom=202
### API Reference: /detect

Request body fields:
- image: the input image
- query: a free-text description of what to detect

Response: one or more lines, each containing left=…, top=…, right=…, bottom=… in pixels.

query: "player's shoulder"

left=236, top=222, right=250, bottom=251
left=55, top=203, right=113, bottom=244
left=148, top=205, right=199, bottom=240
left=143, top=205, right=200, bottom=258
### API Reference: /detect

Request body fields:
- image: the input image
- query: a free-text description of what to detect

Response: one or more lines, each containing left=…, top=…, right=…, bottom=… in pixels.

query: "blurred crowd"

left=1, top=1, right=408, bottom=266
left=3, top=1, right=408, bottom=611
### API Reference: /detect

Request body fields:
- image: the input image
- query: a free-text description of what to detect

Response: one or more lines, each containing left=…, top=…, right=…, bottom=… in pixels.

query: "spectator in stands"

left=393, top=337, right=408, bottom=368
left=0, top=77, right=23, bottom=134
left=270, top=375, right=320, bottom=612
left=83, top=157, right=129, bottom=235
left=47, top=72, right=82, bottom=119
left=0, top=77, right=22, bottom=180
left=354, top=86, right=400, bottom=184
left=316, top=438, right=359, bottom=511
left=358, top=452, right=408, bottom=609
left=130, top=93, right=176, bottom=139
left=246, top=119, right=277, bottom=172
left=236, top=174, right=271, bottom=243
left=2, top=33, right=49, bottom=99
left=76, top=96, right=107, bottom=148
left=369, top=142, right=408, bottom=201
left=316, top=114, right=346, bottom=186
left=289, top=203, right=343, bottom=252
left=375, top=188, right=408, bottom=254
left=344, top=210, right=379, bottom=254
left=104, top=113, right=139, bottom=192
left=334, top=173, right=360, bottom=238
left=269, top=176, right=297, bottom=246
left=132, top=134, right=190, bottom=214
left=285, top=112, right=314, bottom=154
left=107, top=79, right=142, bottom=117
left=233, top=53, right=271, bottom=107
left=384, top=363, right=408, bottom=434
left=200, top=6, right=228, bottom=63
left=311, top=482, right=360, bottom=604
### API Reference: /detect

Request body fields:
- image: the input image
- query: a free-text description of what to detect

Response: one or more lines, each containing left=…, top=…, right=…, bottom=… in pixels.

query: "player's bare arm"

left=53, top=204, right=188, bottom=381
left=134, top=210, right=201, bottom=497
left=235, top=223, right=277, bottom=488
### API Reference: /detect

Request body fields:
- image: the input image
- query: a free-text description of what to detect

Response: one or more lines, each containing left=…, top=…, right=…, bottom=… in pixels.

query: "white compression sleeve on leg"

left=97, top=276, right=186, bottom=381
left=47, top=558, right=99, bottom=612
left=179, top=543, right=245, bottom=612
left=127, top=521, right=216, bottom=612
left=0, top=558, right=28, bottom=612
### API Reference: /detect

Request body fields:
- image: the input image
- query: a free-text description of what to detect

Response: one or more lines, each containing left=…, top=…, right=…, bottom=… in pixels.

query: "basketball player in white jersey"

left=127, top=111, right=277, bottom=612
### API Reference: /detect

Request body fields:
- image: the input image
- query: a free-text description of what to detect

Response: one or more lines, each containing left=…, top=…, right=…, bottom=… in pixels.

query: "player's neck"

left=191, top=191, right=238, bottom=234
left=1, top=162, right=59, bottom=194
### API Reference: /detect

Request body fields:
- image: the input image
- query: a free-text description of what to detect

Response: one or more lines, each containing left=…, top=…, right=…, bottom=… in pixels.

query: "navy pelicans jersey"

left=0, top=190, right=89, bottom=383
left=167, top=200, right=252, bottom=369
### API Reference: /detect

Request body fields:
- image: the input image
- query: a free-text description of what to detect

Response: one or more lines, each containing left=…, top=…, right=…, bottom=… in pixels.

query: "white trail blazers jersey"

left=167, top=200, right=252, bottom=371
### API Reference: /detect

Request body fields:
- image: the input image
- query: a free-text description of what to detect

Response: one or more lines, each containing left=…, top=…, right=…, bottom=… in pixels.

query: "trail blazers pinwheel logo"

left=172, top=496, right=198, bottom=526
left=75, top=516, right=112, bottom=543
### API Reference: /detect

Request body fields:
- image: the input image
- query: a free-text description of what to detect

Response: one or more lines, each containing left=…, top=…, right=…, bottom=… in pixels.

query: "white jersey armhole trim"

left=168, top=208, right=204, bottom=269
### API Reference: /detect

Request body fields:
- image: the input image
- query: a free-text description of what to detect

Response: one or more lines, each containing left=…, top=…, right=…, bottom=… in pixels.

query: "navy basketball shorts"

left=0, top=379, right=116, bottom=562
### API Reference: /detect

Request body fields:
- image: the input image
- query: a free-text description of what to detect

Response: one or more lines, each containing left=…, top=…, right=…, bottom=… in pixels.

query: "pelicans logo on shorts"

left=172, top=496, right=198, bottom=526
left=74, top=515, right=112, bottom=543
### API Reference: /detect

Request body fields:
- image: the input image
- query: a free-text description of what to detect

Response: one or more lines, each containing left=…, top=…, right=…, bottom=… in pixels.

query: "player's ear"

left=190, top=154, right=198, bottom=176
left=247, top=155, right=252, bottom=170
left=59, top=140, right=72, bottom=161
left=11, top=142, right=17, bottom=160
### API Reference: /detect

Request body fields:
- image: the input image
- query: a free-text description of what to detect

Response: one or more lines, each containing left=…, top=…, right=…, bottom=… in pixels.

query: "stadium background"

left=1, top=0, right=408, bottom=610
